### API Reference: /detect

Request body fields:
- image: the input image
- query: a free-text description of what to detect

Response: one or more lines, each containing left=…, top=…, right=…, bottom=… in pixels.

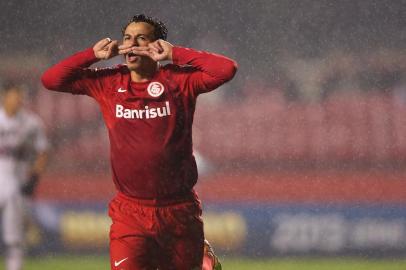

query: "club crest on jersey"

left=147, top=82, right=164, bottom=97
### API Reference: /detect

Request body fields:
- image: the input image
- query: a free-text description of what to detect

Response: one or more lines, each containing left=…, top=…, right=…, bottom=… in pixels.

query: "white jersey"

left=0, top=108, right=48, bottom=195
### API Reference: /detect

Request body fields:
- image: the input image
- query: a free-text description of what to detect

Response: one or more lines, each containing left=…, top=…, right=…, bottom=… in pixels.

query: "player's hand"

left=118, top=39, right=173, bottom=61
left=21, top=173, right=40, bottom=197
left=93, top=38, right=119, bottom=60
left=146, top=40, right=173, bottom=61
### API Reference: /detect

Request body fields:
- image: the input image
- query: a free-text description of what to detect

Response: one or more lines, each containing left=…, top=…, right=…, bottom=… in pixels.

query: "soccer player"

left=0, top=83, right=48, bottom=270
left=41, top=14, right=237, bottom=270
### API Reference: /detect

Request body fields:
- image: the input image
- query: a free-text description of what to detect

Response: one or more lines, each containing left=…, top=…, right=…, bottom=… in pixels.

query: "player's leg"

left=108, top=196, right=159, bottom=270
left=110, top=230, right=158, bottom=270
left=157, top=226, right=204, bottom=270
left=3, top=193, right=24, bottom=270
left=156, top=200, right=204, bottom=270
left=203, top=239, right=222, bottom=270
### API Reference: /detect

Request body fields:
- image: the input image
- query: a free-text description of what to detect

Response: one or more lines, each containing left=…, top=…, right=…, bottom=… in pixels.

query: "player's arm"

left=171, top=44, right=238, bottom=93
left=41, top=38, right=119, bottom=94
left=20, top=151, right=48, bottom=197
left=123, top=39, right=238, bottom=94
left=21, top=118, right=50, bottom=197
left=31, top=151, right=48, bottom=176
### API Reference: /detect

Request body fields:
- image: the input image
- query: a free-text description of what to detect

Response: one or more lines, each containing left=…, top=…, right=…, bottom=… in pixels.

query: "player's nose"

left=126, top=37, right=138, bottom=47
left=130, top=38, right=139, bottom=47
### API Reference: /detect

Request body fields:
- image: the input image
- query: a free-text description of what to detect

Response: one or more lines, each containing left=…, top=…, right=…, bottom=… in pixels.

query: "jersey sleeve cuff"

left=80, top=47, right=99, bottom=65
left=68, top=47, right=99, bottom=68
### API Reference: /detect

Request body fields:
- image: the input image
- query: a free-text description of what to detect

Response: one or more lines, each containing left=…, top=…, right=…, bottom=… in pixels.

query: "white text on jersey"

left=115, top=102, right=171, bottom=119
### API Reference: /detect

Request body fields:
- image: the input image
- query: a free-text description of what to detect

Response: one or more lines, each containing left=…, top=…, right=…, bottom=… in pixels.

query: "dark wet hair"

left=122, top=14, right=168, bottom=40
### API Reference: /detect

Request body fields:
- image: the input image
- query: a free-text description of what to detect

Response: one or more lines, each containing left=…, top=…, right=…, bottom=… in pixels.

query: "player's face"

left=122, top=22, right=156, bottom=70
left=3, top=88, right=23, bottom=116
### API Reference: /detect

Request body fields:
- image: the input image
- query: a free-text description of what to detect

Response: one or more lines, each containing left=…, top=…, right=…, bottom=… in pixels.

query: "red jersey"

left=41, top=46, right=237, bottom=199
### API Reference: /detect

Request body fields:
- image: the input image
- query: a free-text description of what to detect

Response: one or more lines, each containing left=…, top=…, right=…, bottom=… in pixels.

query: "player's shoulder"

left=160, top=63, right=196, bottom=75
left=86, top=64, right=129, bottom=78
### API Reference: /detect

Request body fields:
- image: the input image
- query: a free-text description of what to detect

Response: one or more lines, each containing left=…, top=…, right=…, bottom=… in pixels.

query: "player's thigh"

left=110, top=221, right=158, bottom=270
left=3, top=193, right=24, bottom=245
left=110, top=237, right=159, bottom=270
left=160, top=232, right=204, bottom=270
left=158, top=202, right=204, bottom=270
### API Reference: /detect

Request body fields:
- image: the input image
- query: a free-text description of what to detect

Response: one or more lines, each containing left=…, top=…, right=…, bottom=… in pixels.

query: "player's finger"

left=130, top=47, right=152, bottom=56
left=118, top=46, right=151, bottom=55
left=95, top=37, right=112, bottom=50
left=147, top=47, right=159, bottom=54
left=107, top=40, right=119, bottom=57
left=118, top=44, right=133, bottom=50
left=156, top=41, right=164, bottom=53
left=118, top=47, right=135, bottom=55
left=131, top=46, right=150, bottom=52
left=119, top=46, right=149, bottom=54
left=131, top=49, right=151, bottom=57
left=149, top=42, right=163, bottom=53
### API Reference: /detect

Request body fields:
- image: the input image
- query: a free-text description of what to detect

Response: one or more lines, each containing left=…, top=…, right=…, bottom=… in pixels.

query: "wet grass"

left=1, top=256, right=406, bottom=269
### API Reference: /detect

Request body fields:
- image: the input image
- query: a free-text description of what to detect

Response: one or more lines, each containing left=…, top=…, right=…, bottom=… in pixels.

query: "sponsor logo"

left=115, top=102, right=171, bottom=119
left=117, top=87, right=127, bottom=93
left=114, top=257, right=128, bottom=267
left=147, top=82, right=164, bottom=97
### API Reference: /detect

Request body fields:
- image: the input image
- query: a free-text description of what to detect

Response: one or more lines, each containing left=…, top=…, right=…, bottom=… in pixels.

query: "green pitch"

left=1, top=256, right=406, bottom=270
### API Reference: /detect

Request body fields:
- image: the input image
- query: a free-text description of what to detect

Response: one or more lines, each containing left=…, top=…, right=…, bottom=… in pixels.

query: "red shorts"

left=108, top=192, right=204, bottom=270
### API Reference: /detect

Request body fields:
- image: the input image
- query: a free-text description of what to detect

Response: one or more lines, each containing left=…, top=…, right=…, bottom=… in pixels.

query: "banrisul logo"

left=116, top=102, right=171, bottom=119
left=147, top=82, right=164, bottom=97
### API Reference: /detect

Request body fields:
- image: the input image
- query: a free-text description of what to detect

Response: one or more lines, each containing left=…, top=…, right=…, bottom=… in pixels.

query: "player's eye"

left=137, top=36, right=147, bottom=41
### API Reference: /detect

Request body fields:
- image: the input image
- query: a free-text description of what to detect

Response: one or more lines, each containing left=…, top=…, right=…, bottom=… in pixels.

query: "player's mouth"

left=126, top=52, right=140, bottom=63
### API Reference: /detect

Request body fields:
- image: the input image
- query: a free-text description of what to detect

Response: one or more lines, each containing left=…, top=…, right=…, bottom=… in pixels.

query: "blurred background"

left=1, top=0, right=406, bottom=268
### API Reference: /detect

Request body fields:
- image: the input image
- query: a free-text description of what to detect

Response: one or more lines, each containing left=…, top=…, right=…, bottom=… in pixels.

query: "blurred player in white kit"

left=0, top=82, right=48, bottom=270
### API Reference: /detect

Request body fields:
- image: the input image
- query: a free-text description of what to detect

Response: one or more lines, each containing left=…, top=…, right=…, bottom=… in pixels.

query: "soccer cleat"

left=203, top=239, right=222, bottom=270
